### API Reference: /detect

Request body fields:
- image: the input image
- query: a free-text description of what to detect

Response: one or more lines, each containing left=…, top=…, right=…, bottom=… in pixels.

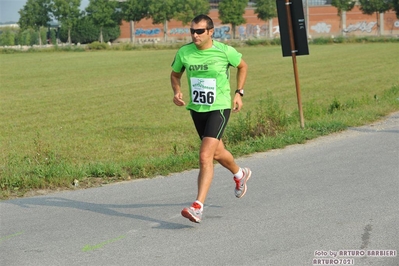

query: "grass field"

left=1, top=43, right=398, bottom=199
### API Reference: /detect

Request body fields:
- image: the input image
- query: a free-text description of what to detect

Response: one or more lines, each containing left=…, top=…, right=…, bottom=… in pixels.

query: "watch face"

left=235, top=89, right=244, bottom=96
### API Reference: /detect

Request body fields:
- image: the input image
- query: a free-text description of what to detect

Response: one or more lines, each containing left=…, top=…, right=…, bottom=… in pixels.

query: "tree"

left=121, top=0, right=150, bottom=43
left=331, top=0, right=356, bottom=34
left=0, top=28, right=16, bottom=46
left=86, top=0, right=120, bottom=43
left=58, top=15, right=120, bottom=44
left=148, top=0, right=178, bottom=42
left=51, top=0, right=81, bottom=44
left=254, top=0, right=276, bottom=21
left=392, top=0, right=399, bottom=18
left=18, top=0, right=52, bottom=46
left=254, top=0, right=277, bottom=38
left=358, top=0, right=393, bottom=35
left=218, top=0, right=248, bottom=39
left=174, top=0, right=210, bottom=25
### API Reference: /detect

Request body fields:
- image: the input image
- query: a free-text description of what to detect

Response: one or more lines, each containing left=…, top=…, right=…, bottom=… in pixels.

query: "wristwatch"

left=235, top=89, right=244, bottom=97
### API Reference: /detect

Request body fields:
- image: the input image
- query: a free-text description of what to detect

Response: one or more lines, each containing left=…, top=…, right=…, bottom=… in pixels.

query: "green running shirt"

left=171, top=40, right=242, bottom=112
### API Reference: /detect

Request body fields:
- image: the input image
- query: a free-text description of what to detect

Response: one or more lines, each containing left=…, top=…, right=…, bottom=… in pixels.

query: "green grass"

left=1, top=43, right=398, bottom=199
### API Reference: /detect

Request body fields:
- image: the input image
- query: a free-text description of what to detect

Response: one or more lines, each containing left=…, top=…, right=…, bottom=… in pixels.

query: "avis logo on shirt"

left=189, top=64, right=208, bottom=71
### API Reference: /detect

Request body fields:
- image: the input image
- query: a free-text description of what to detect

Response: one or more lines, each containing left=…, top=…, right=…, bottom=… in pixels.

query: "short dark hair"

left=192, top=14, right=214, bottom=30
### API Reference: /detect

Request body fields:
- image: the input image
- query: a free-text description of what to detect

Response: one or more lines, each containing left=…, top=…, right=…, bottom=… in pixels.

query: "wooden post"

left=285, top=0, right=305, bottom=128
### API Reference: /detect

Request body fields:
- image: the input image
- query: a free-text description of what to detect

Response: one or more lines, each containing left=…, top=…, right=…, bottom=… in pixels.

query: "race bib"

left=190, top=77, right=217, bottom=106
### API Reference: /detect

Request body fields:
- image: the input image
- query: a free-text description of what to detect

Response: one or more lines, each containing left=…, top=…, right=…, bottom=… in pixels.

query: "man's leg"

left=181, top=136, right=220, bottom=223
left=213, top=139, right=240, bottom=174
left=196, top=137, right=220, bottom=204
left=214, top=139, right=252, bottom=199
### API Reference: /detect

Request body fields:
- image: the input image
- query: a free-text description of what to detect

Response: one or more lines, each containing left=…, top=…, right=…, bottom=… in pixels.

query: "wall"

left=116, top=6, right=399, bottom=43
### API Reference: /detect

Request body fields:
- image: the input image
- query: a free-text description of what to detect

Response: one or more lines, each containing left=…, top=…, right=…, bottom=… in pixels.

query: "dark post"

left=276, top=0, right=309, bottom=128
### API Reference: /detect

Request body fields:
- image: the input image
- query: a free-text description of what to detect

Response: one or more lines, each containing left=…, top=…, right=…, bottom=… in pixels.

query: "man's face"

left=190, top=20, right=213, bottom=49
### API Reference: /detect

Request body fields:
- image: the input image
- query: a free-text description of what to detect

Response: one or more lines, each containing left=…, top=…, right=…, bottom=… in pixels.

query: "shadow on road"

left=7, top=197, right=193, bottom=230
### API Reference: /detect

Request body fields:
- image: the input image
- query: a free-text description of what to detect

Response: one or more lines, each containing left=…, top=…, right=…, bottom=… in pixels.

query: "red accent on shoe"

left=234, top=170, right=245, bottom=189
left=234, top=177, right=241, bottom=190
left=191, top=202, right=202, bottom=209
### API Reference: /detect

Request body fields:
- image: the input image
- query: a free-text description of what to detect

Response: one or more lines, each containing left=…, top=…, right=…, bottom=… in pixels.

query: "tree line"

left=0, top=0, right=398, bottom=46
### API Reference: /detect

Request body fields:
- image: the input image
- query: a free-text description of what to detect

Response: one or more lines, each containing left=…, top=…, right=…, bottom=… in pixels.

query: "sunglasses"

left=190, top=28, right=207, bottom=35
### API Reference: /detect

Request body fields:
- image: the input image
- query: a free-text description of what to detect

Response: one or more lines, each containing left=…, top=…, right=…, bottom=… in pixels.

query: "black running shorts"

left=190, top=109, right=231, bottom=140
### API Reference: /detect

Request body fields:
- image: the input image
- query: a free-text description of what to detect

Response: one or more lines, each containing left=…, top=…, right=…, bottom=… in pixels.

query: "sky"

left=0, top=0, right=90, bottom=23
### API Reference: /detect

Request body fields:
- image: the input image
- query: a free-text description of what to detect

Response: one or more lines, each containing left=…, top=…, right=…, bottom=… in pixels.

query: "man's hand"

left=171, top=71, right=185, bottom=106
left=233, top=93, right=243, bottom=112
left=173, top=92, right=185, bottom=106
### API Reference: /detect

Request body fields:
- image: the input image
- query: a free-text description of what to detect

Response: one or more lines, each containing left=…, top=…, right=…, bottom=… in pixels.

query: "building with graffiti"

left=116, top=4, right=399, bottom=43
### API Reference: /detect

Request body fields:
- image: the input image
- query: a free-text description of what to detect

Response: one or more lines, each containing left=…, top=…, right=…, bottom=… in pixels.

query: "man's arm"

left=170, top=71, right=185, bottom=106
left=233, top=59, right=248, bottom=112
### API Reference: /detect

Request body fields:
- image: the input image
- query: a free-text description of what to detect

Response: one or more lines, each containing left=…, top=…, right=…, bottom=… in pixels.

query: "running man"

left=170, top=14, right=252, bottom=223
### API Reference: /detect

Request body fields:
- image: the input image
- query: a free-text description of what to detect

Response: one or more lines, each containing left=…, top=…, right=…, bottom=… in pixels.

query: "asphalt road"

left=1, top=113, right=398, bottom=266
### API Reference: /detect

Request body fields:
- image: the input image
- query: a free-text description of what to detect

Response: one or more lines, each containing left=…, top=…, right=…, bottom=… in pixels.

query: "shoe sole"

left=236, top=168, right=252, bottom=198
left=181, top=208, right=201, bottom=223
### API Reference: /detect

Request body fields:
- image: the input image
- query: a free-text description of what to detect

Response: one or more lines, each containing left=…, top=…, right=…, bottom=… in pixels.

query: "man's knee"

left=199, top=150, right=215, bottom=165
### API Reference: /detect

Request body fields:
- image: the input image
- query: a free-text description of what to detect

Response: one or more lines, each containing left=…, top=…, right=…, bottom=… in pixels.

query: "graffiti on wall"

left=213, top=26, right=231, bottom=39
left=212, top=24, right=272, bottom=39
left=133, top=24, right=275, bottom=39
left=311, top=22, right=332, bottom=33
left=135, top=28, right=161, bottom=36
left=170, top=28, right=190, bottom=34
left=132, top=20, right=393, bottom=38
left=309, top=21, right=378, bottom=34
left=344, top=21, right=377, bottom=33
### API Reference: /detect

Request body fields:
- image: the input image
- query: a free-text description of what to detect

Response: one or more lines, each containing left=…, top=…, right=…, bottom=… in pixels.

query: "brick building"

left=116, top=4, right=399, bottom=43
